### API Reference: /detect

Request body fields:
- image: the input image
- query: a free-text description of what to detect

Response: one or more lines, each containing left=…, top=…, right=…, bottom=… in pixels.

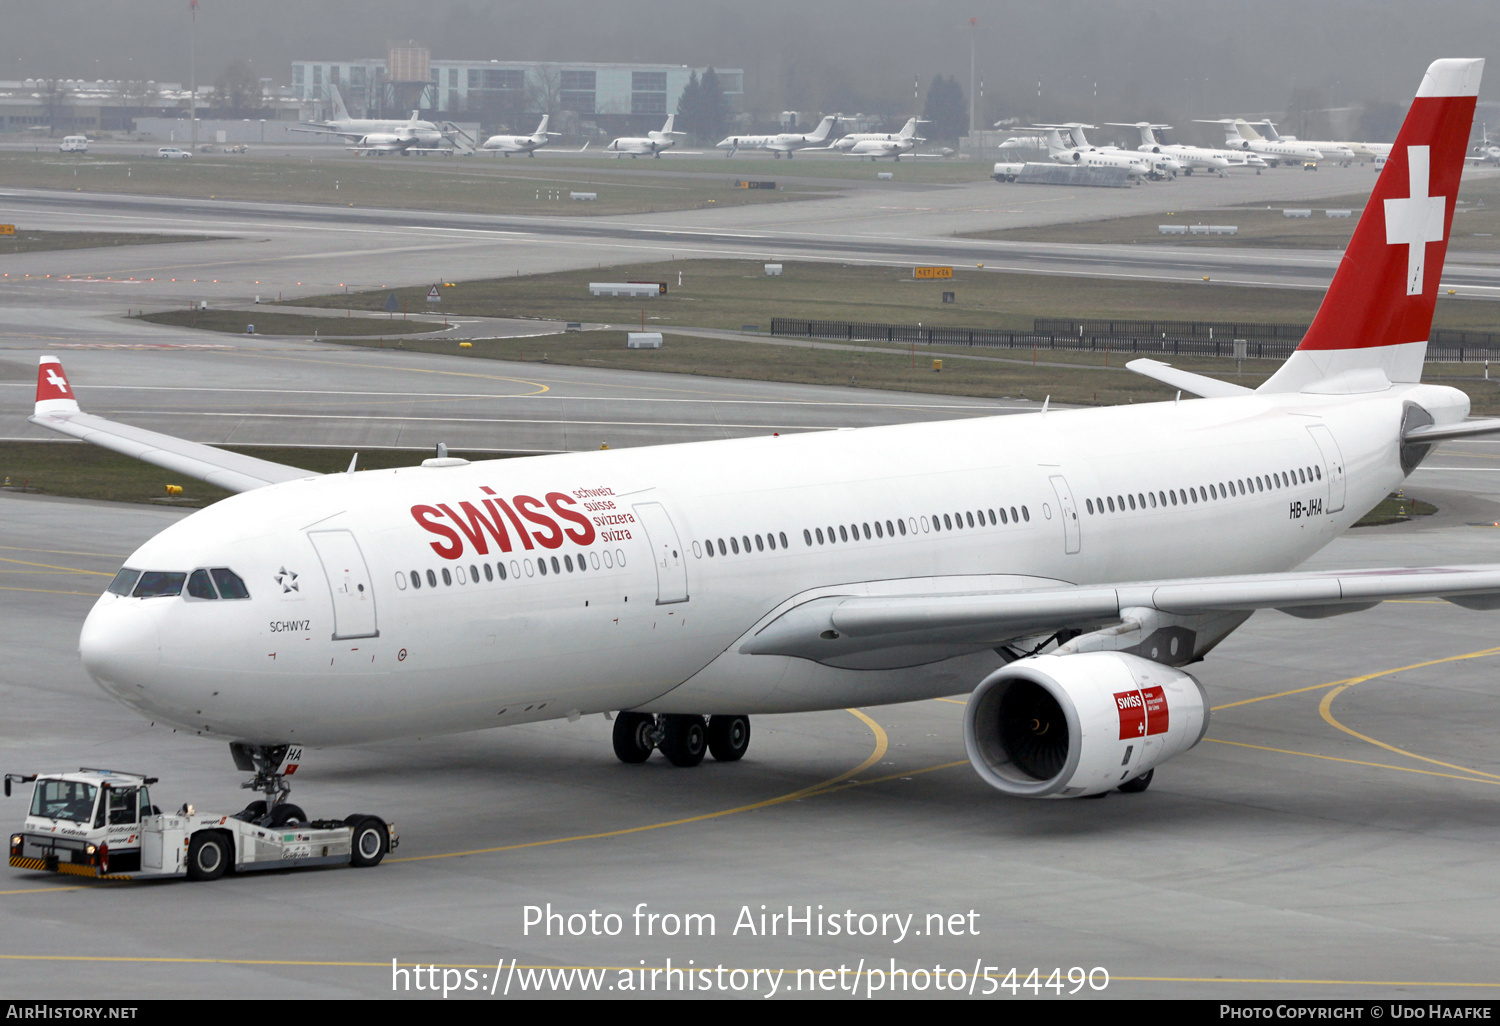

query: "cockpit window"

left=29, top=779, right=97, bottom=824
left=108, top=568, right=141, bottom=596
left=133, top=571, right=186, bottom=598
left=187, top=569, right=217, bottom=600
left=210, top=568, right=249, bottom=599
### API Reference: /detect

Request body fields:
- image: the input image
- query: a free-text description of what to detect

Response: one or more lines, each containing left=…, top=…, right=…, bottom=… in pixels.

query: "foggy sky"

left=3, top=0, right=1496, bottom=137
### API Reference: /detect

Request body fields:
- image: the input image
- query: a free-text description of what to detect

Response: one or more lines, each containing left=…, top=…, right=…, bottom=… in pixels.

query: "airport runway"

left=3, top=442, right=1500, bottom=999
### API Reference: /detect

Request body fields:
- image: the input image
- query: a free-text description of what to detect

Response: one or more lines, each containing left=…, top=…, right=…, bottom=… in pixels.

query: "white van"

left=59, top=136, right=88, bottom=153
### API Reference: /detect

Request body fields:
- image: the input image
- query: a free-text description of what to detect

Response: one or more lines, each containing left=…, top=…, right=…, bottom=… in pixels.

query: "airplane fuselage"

left=80, top=383, right=1457, bottom=748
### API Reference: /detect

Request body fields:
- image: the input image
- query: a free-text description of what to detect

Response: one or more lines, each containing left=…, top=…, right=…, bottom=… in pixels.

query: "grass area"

left=522, top=153, right=993, bottom=184
left=0, top=152, right=835, bottom=217
left=287, top=257, right=1500, bottom=334
left=138, top=308, right=442, bottom=337
left=0, top=442, right=515, bottom=508
left=1353, top=491, right=1439, bottom=528
left=0, top=228, right=215, bottom=254
left=965, top=171, right=1500, bottom=251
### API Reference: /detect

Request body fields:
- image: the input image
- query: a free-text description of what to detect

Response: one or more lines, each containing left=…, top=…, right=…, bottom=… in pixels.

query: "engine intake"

left=963, top=651, right=1209, bottom=798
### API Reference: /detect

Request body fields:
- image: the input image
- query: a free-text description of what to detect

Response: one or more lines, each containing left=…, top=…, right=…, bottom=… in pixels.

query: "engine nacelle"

left=963, top=652, right=1208, bottom=798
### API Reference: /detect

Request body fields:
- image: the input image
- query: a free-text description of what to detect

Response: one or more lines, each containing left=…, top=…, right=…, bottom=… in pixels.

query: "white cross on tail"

left=1383, top=145, right=1447, bottom=296
left=45, top=369, right=68, bottom=393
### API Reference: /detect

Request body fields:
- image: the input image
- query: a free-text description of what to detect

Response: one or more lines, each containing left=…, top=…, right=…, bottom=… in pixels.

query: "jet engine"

left=963, top=651, right=1208, bottom=798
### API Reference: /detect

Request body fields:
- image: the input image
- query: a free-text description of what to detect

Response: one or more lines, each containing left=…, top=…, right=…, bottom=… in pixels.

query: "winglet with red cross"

left=35, top=355, right=80, bottom=417
left=1261, top=58, right=1483, bottom=392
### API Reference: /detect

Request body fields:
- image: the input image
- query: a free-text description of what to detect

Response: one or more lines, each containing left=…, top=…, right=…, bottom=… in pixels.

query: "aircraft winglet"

left=35, top=355, right=80, bottom=416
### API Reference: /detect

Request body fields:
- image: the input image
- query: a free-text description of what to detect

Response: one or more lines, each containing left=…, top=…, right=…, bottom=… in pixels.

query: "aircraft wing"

left=29, top=356, right=316, bottom=494
left=739, top=565, right=1500, bottom=666
left=288, top=125, right=363, bottom=141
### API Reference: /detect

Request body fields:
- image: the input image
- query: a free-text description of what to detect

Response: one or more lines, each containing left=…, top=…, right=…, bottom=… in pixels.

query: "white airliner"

left=480, top=115, right=561, bottom=157
left=716, top=115, right=841, bottom=158
left=30, top=59, right=1500, bottom=805
left=1033, top=127, right=1150, bottom=179
left=1106, top=123, right=1266, bottom=175
left=606, top=115, right=685, bottom=158
left=1197, top=118, right=1325, bottom=164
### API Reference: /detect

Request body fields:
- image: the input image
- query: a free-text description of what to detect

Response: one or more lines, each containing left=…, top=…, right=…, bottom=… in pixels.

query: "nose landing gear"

left=228, top=742, right=304, bottom=825
left=611, top=713, right=752, bottom=766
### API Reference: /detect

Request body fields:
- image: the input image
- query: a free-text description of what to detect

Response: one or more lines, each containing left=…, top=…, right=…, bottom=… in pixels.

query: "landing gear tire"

left=612, top=712, right=656, bottom=764
left=186, top=832, right=229, bottom=881
left=233, top=800, right=267, bottom=822
left=346, top=816, right=389, bottom=867
left=707, top=715, right=751, bottom=762
left=658, top=714, right=708, bottom=767
left=267, top=803, right=308, bottom=827
left=1118, top=768, right=1154, bottom=793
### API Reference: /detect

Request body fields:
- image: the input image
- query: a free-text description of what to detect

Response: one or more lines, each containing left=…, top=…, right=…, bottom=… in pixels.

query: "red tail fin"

left=34, top=355, right=80, bottom=416
left=1260, top=59, right=1482, bottom=393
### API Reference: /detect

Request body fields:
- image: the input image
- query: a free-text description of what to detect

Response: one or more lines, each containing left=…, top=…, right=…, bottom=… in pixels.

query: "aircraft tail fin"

left=898, top=117, right=921, bottom=139
left=661, top=114, right=676, bottom=135
left=806, top=115, right=839, bottom=142
left=329, top=84, right=351, bottom=123
left=1255, top=120, right=1282, bottom=140
left=535, top=115, right=550, bottom=135
left=1258, top=58, right=1482, bottom=394
left=1233, top=118, right=1262, bottom=140
left=35, top=355, right=79, bottom=416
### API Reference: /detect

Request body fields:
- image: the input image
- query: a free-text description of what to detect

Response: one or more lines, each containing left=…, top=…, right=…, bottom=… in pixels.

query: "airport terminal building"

left=290, top=54, right=743, bottom=131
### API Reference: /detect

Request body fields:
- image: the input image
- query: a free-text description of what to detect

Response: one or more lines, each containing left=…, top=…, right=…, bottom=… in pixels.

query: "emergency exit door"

left=1049, top=475, right=1081, bottom=554
left=308, top=529, right=379, bottom=639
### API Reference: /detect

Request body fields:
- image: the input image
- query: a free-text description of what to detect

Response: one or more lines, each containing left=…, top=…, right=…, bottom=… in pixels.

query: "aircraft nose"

left=79, top=598, right=161, bottom=698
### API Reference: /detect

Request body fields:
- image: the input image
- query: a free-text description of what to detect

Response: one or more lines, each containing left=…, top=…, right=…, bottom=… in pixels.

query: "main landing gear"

left=612, top=713, right=751, bottom=767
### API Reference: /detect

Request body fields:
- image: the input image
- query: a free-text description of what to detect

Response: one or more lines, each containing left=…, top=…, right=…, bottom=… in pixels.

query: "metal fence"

left=769, top=318, right=1500, bottom=363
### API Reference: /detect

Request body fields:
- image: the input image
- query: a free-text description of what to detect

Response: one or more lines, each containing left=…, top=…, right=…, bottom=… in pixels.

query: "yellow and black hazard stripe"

left=9, top=855, right=131, bottom=881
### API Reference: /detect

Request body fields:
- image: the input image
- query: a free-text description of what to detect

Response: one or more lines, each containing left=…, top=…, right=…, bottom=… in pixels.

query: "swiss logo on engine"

left=1115, top=686, right=1169, bottom=740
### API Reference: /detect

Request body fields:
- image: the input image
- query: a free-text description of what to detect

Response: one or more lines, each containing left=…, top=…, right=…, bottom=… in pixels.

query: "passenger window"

left=1315, top=466, right=1322, bottom=480
left=456, top=566, right=467, bottom=584
left=1106, top=497, right=1115, bottom=512
left=1000, top=507, right=1009, bottom=523
left=411, top=571, right=422, bottom=589
left=965, top=512, right=974, bottom=528
left=1158, top=491, right=1167, bottom=506
left=1087, top=499, right=1095, bottom=514
left=108, top=568, right=141, bottom=596
left=395, top=572, right=408, bottom=591
left=862, top=523, right=871, bottom=540
left=705, top=540, right=716, bottom=557
left=483, top=563, right=493, bottom=582
left=564, top=554, right=574, bottom=572
left=742, top=535, right=751, bottom=552
left=537, top=559, right=548, bottom=576
left=838, top=526, right=848, bottom=542
left=470, top=563, right=480, bottom=580
left=920, top=516, right=929, bottom=532
left=755, top=534, right=764, bottom=552
left=898, top=519, right=907, bottom=536
left=987, top=510, right=996, bottom=525
left=1021, top=507, right=1029, bottom=522
left=1149, top=493, right=1157, bottom=508
left=815, top=528, right=824, bottom=544
left=1128, top=494, right=1136, bottom=510
left=1189, top=488, right=1198, bottom=503
left=730, top=537, right=740, bottom=554
left=827, top=525, right=836, bottom=542
left=804, top=529, right=813, bottom=546
left=874, top=521, right=883, bottom=538
left=766, top=533, right=776, bottom=550
left=133, top=571, right=186, bottom=598
left=211, top=568, right=249, bottom=599
left=498, top=562, right=508, bottom=580
left=943, top=514, right=952, bottom=530
left=719, top=538, right=728, bottom=554
left=551, top=557, right=561, bottom=574
left=779, top=532, right=789, bottom=548
left=525, top=559, right=535, bottom=577
left=1169, top=491, right=1178, bottom=506
left=442, top=568, right=453, bottom=585
left=187, top=569, right=217, bottom=600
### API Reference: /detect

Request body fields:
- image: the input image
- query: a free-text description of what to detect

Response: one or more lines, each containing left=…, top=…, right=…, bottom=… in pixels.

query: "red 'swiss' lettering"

left=437, top=501, right=512, bottom=555
left=417, top=485, right=617, bottom=559
left=514, top=494, right=563, bottom=549
left=411, top=505, right=463, bottom=559
left=1115, top=687, right=1169, bottom=740
left=546, top=492, right=596, bottom=546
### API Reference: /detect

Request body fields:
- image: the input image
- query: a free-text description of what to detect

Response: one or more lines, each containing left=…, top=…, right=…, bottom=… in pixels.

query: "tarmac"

left=3, top=157, right=1500, bottom=1000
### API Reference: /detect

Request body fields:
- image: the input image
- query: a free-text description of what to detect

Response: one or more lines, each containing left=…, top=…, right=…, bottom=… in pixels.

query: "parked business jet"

left=481, top=115, right=561, bottom=157
left=716, top=115, right=841, bottom=158
left=1467, top=125, right=1499, bottom=164
left=347, top=112, right=451, bottom=156
left=1198, top=118, right=1325, bottom=164
left=1045, top=123, right=1181, bottom=177
left=1106, top=123, right=1265, bottom=175
left=292, top=85, right=445, bottom=150
left=33, top=59, right=1500, bottom=805
left=606, top=115, right=685, bottom=158
left=1245, top=121, right=1360, bottom=162
left=1033, top=127, right=1150, bottom=179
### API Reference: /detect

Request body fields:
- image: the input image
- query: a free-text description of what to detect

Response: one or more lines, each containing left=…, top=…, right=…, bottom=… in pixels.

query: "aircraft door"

left=1049, top=475, right=1081, bottom=554
left=1306, top=424, right=1347, bottom=513
left=308, top=529, right=379, bottom=639
left=632, top=501, right=689, bottom=604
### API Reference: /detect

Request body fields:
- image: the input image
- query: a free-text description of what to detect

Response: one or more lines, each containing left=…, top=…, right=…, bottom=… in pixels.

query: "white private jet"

left=293, top=85, right=445, bottom=150
left=1033, top=127, right=1150, bottom=179
left=606, top=115, right=685, bottom=158
left=30, top=59, right=1500, bottom=808
left=481, top=115, right=561, bottom=157
left=1106, top=123, right=1267, bottom=175
left=1045, top=123, right=1181, bottom=178
left=1197, top=118, right=1325, bottom=164
left=716, top=115, right=841, bottom=158
left=1246, top=121, right=1361, bottom=162
left=347, top=112, right=451, bottom=156
left=1471, top=125, right=1500, bottom=164
left=838, top=117, right=927, bottom=161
